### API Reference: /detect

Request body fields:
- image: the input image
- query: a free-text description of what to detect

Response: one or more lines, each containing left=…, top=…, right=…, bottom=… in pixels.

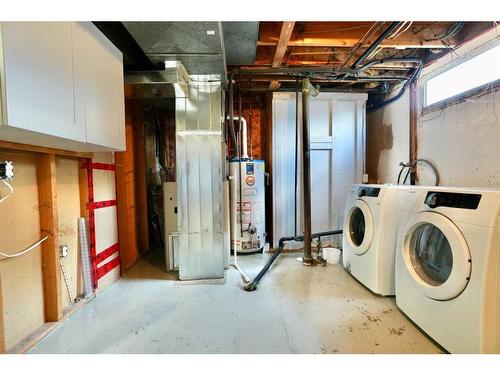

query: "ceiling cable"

left=341, top=22, right=385, bottom=68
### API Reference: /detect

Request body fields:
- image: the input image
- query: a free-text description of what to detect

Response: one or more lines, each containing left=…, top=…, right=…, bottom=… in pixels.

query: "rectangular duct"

left=175, top=79, right=225, bottom=280
left=124, top=61, right=189, bottom=99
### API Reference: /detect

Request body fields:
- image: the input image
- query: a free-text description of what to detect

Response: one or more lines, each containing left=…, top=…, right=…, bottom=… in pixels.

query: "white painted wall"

left=417, top=89, right=500, bottom=187
left=416, top=26, right=500, bottom=187
left=366, top=90, right=410, bottom=184
left=367, top=26, right=500, bottom=188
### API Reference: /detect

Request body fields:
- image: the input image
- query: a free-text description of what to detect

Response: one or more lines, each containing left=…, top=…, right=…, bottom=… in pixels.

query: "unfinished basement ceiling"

left=123, top=21, right=226, bottom=77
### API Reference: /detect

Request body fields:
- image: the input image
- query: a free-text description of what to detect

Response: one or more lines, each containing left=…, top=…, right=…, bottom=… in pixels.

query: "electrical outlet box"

left=60, top=245, right=69, bottom=258
left=0, top=161, right=14, bottom=180
left=362, top=173, right=369, bottom=183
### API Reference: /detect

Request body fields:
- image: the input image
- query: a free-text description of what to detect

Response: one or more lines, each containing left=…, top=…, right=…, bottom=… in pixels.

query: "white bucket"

left=322, top=247, right=341, bottom=265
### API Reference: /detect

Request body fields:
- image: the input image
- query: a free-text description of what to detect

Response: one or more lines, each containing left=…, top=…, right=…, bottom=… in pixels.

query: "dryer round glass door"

left=344, top=200, right=374, bottom=255
left=402, top=211, right=471, bottom=300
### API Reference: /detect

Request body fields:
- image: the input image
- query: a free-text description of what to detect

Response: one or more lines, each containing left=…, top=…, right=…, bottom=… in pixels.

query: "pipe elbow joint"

left=243, top=282, right=257, bottom=292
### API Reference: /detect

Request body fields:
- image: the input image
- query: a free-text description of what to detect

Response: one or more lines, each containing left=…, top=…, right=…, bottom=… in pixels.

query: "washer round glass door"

left=344, top=200, right=374, bottom=255
left=402, top=211, right=471, bottom=300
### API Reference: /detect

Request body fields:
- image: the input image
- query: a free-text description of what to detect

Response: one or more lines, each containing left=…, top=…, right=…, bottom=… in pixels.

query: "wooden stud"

left=37, top=153, right=62, bottom=322
left=115, top=103, right=139, bottom=272
left=409, top=83, right=419, bottom=184
left=0, top=274, right=5, bottom=353
left=131, top=102, right=150, bottom=254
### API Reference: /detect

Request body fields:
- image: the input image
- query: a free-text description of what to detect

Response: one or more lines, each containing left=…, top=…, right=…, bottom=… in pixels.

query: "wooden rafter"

left=269, top=21, right=295, bottom=91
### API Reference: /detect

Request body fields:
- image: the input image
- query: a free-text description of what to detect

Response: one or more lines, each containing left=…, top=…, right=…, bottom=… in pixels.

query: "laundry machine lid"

left=401, top=211, right=471, bottom=301
left=344, top=199, right=374, bottom=255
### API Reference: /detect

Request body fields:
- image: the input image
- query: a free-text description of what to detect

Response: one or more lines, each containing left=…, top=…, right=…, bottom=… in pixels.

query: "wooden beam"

left=0, top=140, right=91, bottom=158
left=0, top=274, right=5, bottom=353
left=409, top=83, right=419, bottom=184
left=269, top=21, right=295, bottom=91
left=37, top=154, right=62, bottom=322
left=272, top=22, right=296, bottom=67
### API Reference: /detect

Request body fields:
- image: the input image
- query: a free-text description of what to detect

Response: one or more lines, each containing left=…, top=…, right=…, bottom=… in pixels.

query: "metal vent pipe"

left=301, top=78, right=319, bottom=265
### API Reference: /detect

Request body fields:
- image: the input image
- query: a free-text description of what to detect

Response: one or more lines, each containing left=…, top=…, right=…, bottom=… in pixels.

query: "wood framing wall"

left=0, top=143, right=120, bottom=352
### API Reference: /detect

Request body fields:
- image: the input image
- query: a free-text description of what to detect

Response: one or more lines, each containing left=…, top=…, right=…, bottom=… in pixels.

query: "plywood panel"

left=56, top=157, right=81, bottom=308
left=93, top=169, right=116, bottom=202
left=0, top=152, right=45, bottom=350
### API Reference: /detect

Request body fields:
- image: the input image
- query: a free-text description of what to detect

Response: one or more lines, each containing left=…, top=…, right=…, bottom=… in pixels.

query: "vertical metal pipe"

left=238, top=83, right=244, bottom=237
left=294, top=78, right=299, bottom=238
left=301, top=78, right=313, bottom=265
left=228, top=73, right=237, bottom=157
left=249, top=80, right=253, bottom=159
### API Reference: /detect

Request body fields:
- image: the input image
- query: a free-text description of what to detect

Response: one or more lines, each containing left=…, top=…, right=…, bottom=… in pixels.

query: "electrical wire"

left=0, top=180, right=14, bottom=204
left=340, top=22, right=385, bottom=68
left=0, top=236, right=48, bottom=260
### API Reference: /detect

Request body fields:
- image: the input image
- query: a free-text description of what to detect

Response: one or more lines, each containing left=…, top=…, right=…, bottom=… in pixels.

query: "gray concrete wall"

left=417, top=88, right=500, bottom=187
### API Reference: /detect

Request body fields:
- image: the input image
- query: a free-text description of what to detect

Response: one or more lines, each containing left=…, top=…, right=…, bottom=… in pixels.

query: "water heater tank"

left=229, top=160, right=266, bottom=253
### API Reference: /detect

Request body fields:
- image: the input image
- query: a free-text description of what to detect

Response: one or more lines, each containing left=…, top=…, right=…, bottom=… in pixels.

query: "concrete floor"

left=29, top=250, right=442, bottom=354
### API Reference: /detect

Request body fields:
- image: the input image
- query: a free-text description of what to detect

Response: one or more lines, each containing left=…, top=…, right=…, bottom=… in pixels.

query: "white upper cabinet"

left=1, top=22, right=82, bottom=141
left=0, top=22, right=125, bottom=151
left=72, top=22, right=125, bottom=151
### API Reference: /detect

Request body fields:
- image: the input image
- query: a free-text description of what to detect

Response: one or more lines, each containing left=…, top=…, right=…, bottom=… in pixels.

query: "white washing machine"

left=395, top=186, right=500, bottom=353
left=342, top=184, right=407, bottom=296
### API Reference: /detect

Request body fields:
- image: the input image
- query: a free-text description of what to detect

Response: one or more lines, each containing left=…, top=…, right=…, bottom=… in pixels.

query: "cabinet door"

left=1, top=22, right=83, bottom=141
left=72, top=22, right=125, bottom=150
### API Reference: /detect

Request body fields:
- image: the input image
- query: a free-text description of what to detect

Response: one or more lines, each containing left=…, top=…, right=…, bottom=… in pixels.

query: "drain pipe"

left=301, top=78, right=319, bottom=266
left=228, top=73, right=238, bottom=158
left=243, top=229, right=343, bottom=291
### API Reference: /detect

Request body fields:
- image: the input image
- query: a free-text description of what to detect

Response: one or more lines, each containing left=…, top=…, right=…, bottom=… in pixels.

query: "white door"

left=401, top=211, right=471, bottom=300
left=272, top=93, right=367, bottom=248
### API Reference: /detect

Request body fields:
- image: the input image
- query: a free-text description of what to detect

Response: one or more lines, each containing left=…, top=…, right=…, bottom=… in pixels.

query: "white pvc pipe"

left=227, top=115, right=249, bottom=159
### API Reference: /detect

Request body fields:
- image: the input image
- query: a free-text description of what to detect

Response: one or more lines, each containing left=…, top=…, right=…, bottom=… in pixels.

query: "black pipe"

left=301, top=79, right=313, bottom=265
left=351, top=22, right=401, bottom=69
left=243, top=229, right=343, bottom=292
left=367, top=59, right=423, bottom=112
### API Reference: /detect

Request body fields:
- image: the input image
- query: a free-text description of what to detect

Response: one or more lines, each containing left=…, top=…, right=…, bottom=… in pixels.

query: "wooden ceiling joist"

left=258, top=21, right=457, bottom=49
left=269, top=21, right=296, bottom=91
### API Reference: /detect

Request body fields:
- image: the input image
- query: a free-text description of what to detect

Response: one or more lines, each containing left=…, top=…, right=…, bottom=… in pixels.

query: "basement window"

left=424, top=43, right=500, bottom=107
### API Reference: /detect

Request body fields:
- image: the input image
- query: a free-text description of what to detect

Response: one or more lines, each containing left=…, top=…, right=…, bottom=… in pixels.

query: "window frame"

left=422, top=38, right=500, bottom=113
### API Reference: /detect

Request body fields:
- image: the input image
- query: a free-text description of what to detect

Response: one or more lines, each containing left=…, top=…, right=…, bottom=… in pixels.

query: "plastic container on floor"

left=323, top=247, right=341, bottom=265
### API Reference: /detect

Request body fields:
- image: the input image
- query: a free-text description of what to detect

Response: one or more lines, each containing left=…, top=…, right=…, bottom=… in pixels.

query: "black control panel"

left=424, top=191, right=482, bottom=209
left=357, top=187, right=380, bottom=198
